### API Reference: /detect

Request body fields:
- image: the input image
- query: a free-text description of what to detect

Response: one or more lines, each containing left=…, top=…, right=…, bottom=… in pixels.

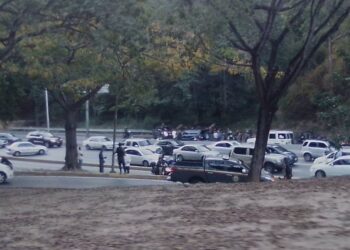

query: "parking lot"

left=0, top=130, right=315, bottom=179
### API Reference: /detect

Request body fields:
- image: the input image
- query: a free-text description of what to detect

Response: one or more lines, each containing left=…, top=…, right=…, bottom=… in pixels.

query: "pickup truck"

left=167, top=156, right=273, bottom=184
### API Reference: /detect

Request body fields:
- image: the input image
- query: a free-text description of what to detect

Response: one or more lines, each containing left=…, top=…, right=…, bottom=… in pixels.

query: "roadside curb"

left=3, top=156, right=150, bottom=171
left=15, top=170, right=167, bottom=181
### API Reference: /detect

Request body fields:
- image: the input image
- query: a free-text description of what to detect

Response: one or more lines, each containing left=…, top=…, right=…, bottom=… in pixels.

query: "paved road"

left=0, top=176, right=175, bottom=189
left=2, top=129, right=313, bottom=179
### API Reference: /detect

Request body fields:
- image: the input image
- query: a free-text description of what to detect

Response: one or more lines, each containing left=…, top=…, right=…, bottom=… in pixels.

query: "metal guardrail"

left=9, top=127, right=154, bottom=137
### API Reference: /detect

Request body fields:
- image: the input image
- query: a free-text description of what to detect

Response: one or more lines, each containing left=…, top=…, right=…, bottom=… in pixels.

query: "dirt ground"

left=1, top=177, right=350, bottom=250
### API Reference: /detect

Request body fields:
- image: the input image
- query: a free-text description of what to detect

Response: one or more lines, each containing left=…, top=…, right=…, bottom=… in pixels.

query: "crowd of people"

left=152, top=124, right=254, bottom=143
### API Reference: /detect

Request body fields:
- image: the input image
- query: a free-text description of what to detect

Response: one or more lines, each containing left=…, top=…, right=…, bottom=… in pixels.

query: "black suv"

left=26, top=131, right=63, bottom=148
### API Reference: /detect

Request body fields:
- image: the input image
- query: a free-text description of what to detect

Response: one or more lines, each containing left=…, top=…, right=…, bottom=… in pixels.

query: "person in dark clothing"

left=99, top=148, right=106, bottom=173
left=285, top=164, right=293, bottom=180
left=116, top=143, right=126, bottom=174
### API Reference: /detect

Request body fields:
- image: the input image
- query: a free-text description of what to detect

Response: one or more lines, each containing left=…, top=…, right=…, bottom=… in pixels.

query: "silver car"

left=207, top=140, right=241, bottom=156
left=173, top=144, right=221, bottom=162
left=6, top=142, right=47, bottom=156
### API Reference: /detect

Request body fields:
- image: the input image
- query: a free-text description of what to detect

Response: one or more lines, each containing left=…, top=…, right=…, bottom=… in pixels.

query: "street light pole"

left=85, top=100, right=90, bottom=138
left=45, top=88, right=50, bottom=132
left=110, top=95, right=118, bottom=173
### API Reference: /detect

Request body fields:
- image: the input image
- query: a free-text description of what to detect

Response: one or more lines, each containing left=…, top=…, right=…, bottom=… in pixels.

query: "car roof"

left=270, top=130, right=293, bottom=133
left=214, top=140, right=238, bottom=144
left=11, top=141, right=31, bottom=146
left=334, top=155, right=350, bottom=160
left=303, top=139, right=329, bottom=143
left=125, top=138, right=148, bottom=141
left=88, top=136, right=108, bottom=139
left=233, top=143, right=254, bottom=149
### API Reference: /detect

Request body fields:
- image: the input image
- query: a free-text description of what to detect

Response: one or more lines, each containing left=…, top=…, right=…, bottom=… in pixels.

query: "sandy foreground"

left=1, top=178, right=350, bottom=250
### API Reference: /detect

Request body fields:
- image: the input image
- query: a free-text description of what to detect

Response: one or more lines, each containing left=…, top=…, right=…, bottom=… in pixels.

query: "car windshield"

left=139, top=140, right=152, bottom=146
left=273, top=145, right=288, bottom=152
left=43, top=133, right=54, bottom=137
left=197, top=145, right=210, bottom=152
left=102, top=137, right=111, bottom=142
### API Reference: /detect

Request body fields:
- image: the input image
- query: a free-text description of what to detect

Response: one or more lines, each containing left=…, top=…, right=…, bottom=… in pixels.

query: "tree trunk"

left=63, top=108, right=79, bottom=170
left=249, top=105, right=275, bottom=182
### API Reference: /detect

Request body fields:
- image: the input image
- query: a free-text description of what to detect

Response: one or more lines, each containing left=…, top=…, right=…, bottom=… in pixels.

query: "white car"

left=6, top=142, right=47, bottom=156
left=124, top=147, right=159, bottom=167
left=207, top=140, right=241, bottom=156
left=0, top=157, right=14, bottom=184
left=310, top=156, right=350, bottom=178
left=173, top=144, right=221, bottom=162
left=313, top=149, right=350, bottom=165
left=247, top=130, right=294, bottom=145
left=82, top=136, right=115, bottom=150
left=124, top=138, right=162, bottom=154
left=301, top=140, right=336, bottom=162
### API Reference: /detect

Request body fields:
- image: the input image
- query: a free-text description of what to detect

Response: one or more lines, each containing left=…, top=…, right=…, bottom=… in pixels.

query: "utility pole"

left=85, top=100, right=90, bottom=138
left=45, top=88, right=50, bottom=132
left=110, top=95, right=118, bottom=173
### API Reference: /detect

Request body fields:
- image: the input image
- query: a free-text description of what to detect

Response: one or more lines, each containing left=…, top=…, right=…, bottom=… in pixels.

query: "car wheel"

left=315, top=170, right=326, bottom=178
left=176, top=155, right=184, bottom=162
left=44, top=142, right=50, bottom=148
left=13, top=151, right=20, bottom=157
left=86, top=145, right=91, bottom=150
left=0, top=172, right=6, bottom=184
left=264, top=162, right=274, bottom=173
left=304, top=153, right=312, bottom=162
left=38, top=149, right=45, bottom=155
left=189, top=177, right=204, bottom=184
left=143, top=161, right=149, bottom=167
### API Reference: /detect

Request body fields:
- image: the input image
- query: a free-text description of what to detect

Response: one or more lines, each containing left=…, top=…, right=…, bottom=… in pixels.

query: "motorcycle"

left=151, top=155, right=171, bottom=175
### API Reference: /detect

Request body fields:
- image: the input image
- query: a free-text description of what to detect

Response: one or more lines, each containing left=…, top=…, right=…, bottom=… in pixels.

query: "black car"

left=266, top=144, right=298, bottom=166
left=0, top=133, right=21, bottom=144
left=156, top=139, right=185, bottom=156
left=167, top=157, right=274, bottom=184
left=26, top=131, right=63, bottom=148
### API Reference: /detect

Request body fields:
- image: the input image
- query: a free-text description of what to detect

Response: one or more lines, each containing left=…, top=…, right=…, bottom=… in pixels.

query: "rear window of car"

left=234, top=147, right=246, bottom=155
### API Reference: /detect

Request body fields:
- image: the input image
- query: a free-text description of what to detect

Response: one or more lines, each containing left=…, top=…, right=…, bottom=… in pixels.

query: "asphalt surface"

left=0, top=176, right=175, bottom=189
left=1, top=129, right=314, bottom=182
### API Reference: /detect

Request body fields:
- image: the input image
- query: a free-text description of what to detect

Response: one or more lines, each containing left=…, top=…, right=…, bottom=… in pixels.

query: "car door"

left=331, top=159, right=350, bottom=176
left=214, top=143, right=231, bottom=155
left=20, top=143, right=34, bottom=155
left=180, top=146, right=198, bottom=161
left=232, top=147, right=251, bottom=164
left=205, top=160, right=231, bottom=183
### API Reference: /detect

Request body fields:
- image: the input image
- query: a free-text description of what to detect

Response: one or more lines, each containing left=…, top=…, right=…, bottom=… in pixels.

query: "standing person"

left=99, top=148, right=106, bottom=173
left=124, top=153, right=131, bottom=174
left=77, top=146, right=83, bottom=169
left=116, top=143, right=126, bottom=174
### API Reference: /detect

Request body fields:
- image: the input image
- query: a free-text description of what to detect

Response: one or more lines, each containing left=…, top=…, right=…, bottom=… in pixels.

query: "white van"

left=247, top=130, right=294, bottom=145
